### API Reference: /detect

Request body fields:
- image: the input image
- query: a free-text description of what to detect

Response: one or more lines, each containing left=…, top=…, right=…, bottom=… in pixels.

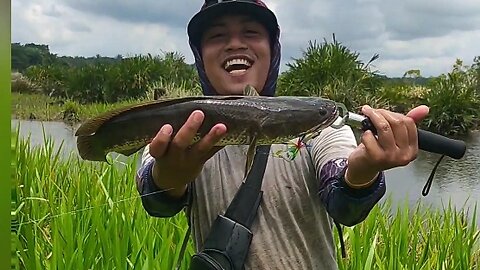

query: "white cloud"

left=12, top=0, right=184, bottom=57
left=12, top=0, right=480, bottom=77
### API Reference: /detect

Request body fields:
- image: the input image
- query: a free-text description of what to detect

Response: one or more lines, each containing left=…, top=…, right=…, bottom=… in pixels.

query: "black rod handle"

left=417, top=129, right=466, bottom=159
left=360, top=117, right=466, bottom=160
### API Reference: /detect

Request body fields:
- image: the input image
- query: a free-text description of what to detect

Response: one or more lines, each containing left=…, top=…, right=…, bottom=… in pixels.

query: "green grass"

left=336, top=200, right=479, bottom=270
left=11, top=92, right=138, bottom=123
left=11, top=132, right=194, bottom=269
left=11, top=132, right=480, bottom=269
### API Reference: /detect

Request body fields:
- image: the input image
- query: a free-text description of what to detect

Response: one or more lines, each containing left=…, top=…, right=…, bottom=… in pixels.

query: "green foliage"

left=277, top=35, right=382, bottom=110
left=11, top=92, right=144, bottom=122
left=147, top=79, right=202, bottom=99
left=375, top=85, right=430, bottom=113
left=336, top=199, right=479, bottom=270
left=11, top=134, right=194, bottom=269
left=403, top=69, right=421, bottom=79
left=22, top=53, right=199, bottom=103
left=11, top=72, right=39, bottom=94
left=66, top=63, right=108, bottom=102
left=423, top=59, right=480, bottom=135
left=379, top=75, right=433, bottom=88
left=11, top=43, right=122, bottom=72
left=61, top=100, right=81, bottom=123
left=470, top=56, right=480, bottom=96
left=56, top=54, right=122, bottom=68
left=24, top=65, right=67, bottom=97
left=11, top=41, right=480, bottom=135
left=11, top=135, right=479, bottom=269
left=11, top=43, right=55, bottom=72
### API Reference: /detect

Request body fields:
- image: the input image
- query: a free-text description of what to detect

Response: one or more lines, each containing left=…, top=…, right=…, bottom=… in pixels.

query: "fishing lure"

left=273, top=135, right=311, bottom=161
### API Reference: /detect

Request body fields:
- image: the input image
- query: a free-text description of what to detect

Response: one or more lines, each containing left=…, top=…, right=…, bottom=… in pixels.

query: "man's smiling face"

left=200, top=14, right=271, bottom=95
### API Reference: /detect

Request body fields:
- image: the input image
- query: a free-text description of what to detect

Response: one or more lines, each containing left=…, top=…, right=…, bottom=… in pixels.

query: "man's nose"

left=225, top=34, right=247, bottom=51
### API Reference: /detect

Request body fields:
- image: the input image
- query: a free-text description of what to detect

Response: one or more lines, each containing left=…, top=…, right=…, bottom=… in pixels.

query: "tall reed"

left=11, top=132, right=194, bottom=269
left=335, top=200, right=479, bottom=270
left=11, top=132, right=479, bottom=269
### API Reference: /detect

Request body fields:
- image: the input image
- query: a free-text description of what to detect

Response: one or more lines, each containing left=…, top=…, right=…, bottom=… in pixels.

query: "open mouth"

left=223, top=57, right=253, bottom=75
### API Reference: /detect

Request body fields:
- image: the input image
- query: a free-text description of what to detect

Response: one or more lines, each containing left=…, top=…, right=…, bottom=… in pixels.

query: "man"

left=136, top=0, right=429, bottom=269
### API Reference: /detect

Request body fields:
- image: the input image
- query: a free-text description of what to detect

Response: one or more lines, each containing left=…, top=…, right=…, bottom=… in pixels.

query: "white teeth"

left=229, top=69, right=247, bottom=74
left=224, top=58, right=252, bottom=70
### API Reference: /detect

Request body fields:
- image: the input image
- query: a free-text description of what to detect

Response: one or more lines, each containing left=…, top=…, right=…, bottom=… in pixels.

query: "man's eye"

left=245, top=30, right=259, bottom=36
left=209, top=33, right=224, bottom=39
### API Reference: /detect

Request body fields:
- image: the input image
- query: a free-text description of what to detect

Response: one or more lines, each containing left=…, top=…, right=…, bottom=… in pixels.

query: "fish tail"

left=76, top=135, right=107, bottom=162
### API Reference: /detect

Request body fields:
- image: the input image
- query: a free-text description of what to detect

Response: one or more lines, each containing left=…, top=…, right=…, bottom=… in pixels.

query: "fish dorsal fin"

left=244, top=85, right=259, bottom=96
left=74, top=96, right=214, bottom=136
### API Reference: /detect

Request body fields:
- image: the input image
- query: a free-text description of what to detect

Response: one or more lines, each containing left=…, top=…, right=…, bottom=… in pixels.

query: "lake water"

left=11, top=119, right=480, bottom=224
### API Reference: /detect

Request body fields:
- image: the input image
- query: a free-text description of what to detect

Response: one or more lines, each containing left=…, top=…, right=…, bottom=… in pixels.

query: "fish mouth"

left=222, top=55, right=254, bottom=75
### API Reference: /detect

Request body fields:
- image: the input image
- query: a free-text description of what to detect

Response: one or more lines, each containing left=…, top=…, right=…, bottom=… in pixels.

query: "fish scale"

left=75, top=88, right=341, bottom=162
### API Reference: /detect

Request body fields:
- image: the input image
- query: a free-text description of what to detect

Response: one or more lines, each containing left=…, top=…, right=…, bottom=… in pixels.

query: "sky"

left=11, top=0, right=480, bottom=78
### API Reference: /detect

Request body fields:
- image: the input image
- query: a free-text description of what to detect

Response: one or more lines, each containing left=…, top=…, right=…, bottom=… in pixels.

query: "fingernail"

left=216, top=124, right=227, bottom=136
left=193, top=111, right=203, bottom=123
left=362, top=105, right=371, bottom=113
left=215, top=127, right=224, bottom=136
left=160, top=125, right=172, bottom=135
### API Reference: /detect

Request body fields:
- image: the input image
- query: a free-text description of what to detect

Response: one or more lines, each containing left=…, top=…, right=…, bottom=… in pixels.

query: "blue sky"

left=12, top=0, right=480, bottom=77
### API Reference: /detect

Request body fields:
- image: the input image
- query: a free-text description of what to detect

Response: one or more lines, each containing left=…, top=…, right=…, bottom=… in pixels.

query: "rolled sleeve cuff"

left=137, top=159, right=190, bottom=218
left=318, top=158, right=386, bottom=226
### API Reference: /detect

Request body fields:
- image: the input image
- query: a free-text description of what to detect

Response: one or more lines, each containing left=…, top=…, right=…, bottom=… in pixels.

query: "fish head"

left=260, top=96, right=339, bottom=142
left=288, top=97, right=339, bottom=139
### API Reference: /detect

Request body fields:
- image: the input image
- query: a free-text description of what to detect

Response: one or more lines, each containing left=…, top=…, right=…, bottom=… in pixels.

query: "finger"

left=360, top=130, right=384, bottom=162
left=171, top=110, right=204, bottom=151
left=193, top=123, right=228, bottom=154
left=405, top=116, right=419, bottom=153
left=361, top=105, right=395, bottom=150
left=149, top=124, right=173, bottom=158
left=406, top=105, right=429, bottom=123
left=377, top=110, right=409, bottom=149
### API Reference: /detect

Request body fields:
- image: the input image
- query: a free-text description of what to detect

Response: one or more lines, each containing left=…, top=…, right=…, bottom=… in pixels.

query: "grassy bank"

left=11, top=134, right=479, bottom=269
left=11, top=82, right=202, bottom=123
left=11, top=92, right=138, bottom=123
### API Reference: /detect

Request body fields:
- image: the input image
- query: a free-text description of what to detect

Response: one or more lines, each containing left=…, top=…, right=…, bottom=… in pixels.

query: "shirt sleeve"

left=309, top=126, right=386, bottom=226
left=135, top=145, right=190, bottom=218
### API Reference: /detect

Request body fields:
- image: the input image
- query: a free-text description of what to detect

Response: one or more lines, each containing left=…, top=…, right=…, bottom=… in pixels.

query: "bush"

left=277, top=34, right=382, bottom=111
left=24, top=65, right=67, bottom=97
left=22, top=52, right=199, bottom=103
left=375, top=85, right=430, bottom=114
left=423, top=60, right=480, bottom=135
left=11, top=72, right=40, bottom=94
left=62, top=100, right=81, bottom=123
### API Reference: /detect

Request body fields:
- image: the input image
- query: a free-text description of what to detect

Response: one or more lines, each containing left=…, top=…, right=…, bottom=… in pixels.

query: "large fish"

left=75, top=86, right=345, bottom=164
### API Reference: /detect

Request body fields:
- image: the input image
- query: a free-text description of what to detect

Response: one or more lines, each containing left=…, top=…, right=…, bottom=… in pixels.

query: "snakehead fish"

left=75, top=86, right=343, bottom=162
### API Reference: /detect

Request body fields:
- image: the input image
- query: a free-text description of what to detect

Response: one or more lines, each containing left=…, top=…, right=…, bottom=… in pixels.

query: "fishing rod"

left=344, top=112, right=467, bottom=160
left=328, top=102, right=467, bottom=160
left=334, top=111, right=468, bottom=196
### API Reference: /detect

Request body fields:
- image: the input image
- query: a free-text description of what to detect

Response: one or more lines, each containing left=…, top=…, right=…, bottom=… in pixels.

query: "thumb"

left=406, top=105, right=430, bottom=123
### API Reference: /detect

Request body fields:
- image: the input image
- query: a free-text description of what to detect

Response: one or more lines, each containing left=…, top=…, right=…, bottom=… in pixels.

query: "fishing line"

left=12, top=189, right=174, bottom=227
